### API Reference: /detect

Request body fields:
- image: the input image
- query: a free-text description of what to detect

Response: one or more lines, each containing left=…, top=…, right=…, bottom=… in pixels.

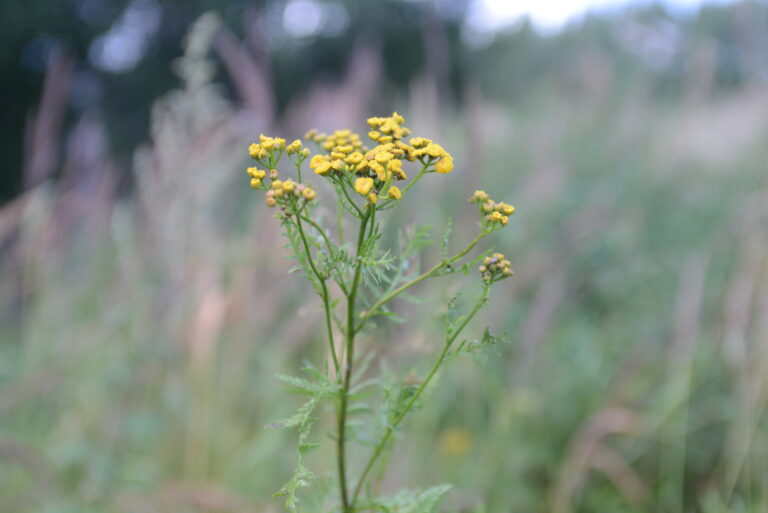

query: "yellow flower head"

left=388, top=186, right=402, bottom=200
left=435, top=154, right=454, bottom=174
left=480, top=253, right=513, bottom=281
left=282, top=179, right=295, bottom=193
left=286, top=139, right=302, bottom=154
left=247, top=167, right=266, bottom=179
left=346, top=152, right=364, bottom=165
left=354, top=177, right=374, bottom=196
left=368, top=192, right=378, bottom=204
left=250, top=178, right=261, bottom=188
left=469, top=190, right=489, bottom=203
left=425, top=143, right=446, bottom=158
left=375, top=151, right=393, bottom=164
left=302, top=187, right=316, bottom=200
left=500, top=203, right=516, bottom=216
left=314, top=161, right=331, bottom=175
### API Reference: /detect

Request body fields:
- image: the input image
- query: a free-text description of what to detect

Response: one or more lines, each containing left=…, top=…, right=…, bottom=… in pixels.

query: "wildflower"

left=479, top=253, right=513, bottom=282
left=499, top=203, right=515, bottom=215
left=286, top=139, right=302, bottom=154
left=469, top=190, right=489, bottom=203
left=355, top=177, right=374, bottom=196
left=388, top=159, right=406, bottom=179
left=469, top=191, right=515, bottom=229
left=368, top=192, right=378, bottom=204
left=346, top=152, right=364, bottom=165
left=302, top=187, right=317, bottom=200
left=409, top=137, right=430, bottom=148
left=265, top=190, right=277, bottom=207
left=388, top=186, right=402, bottom=199
left=250, top=178, right=261, bottom=188
left=247, top=167, right=266, bottom=180
left=249, top=143, right=268, bottom=160
left=435, top=154, right=454, bottom=174
left=270, top=168, right=279, bottom=179
left=282, top=179, right=295, bottom=193
left=312, top=157, right=332, bottom=176
left=425, top=143, right=446, bottom=158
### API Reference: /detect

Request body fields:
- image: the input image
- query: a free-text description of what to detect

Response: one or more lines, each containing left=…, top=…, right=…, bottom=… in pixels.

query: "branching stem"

left=356, top=230, right=488, bottom=333
left=351, top=287, right=489, bottom=504
left=337, top=206, right=371, bottom=512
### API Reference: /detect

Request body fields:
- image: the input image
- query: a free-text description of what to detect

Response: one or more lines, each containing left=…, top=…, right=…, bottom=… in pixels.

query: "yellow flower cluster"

left=308, top=129, right=365, bottom=176
left=265, top=179, right=317, bottom=208
left=407, top=137, right=453, bottom=174
left=468, top=190, right=515, bottom=227
left=249, top=134, right=287, bottom=160
left=247, top=167, right=267, bottom=188
left=479, top=253, right=513, bottom=282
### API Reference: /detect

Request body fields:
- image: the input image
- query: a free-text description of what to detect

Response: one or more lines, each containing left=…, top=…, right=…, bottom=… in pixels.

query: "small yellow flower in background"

left=368, top=192, right=378, bottom=204
left=469, top=191, right=515, bottom=229
left=388, top=186, right=402, bottom=199
left=250, top=178, right=261, bottom=188
left=270, top=168, right=279, bottom=179
left=302, top=187, right=316, bottom=200
left=355, top=177, right=374, bottom=196
left=438, top=427, right=474, bottom=456
left=282, top=179, right=295, bottom=193
left=435, top=154, right=453, bottom=174
left=375, top=151, right=393, bottom=164
left=248, top=143, right=260, bottom=159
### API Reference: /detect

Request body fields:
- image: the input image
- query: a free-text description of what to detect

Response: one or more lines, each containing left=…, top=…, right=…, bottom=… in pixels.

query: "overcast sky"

left=468, top=0, right=736, bottom=31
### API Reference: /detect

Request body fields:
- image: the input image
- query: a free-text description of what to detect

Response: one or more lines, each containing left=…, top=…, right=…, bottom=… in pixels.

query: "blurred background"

left=2, top=0, right=768, bottom=511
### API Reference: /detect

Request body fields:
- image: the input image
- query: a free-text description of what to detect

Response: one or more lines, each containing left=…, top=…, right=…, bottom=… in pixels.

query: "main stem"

left=338, top=207, right=371, bottom=512
left=351, top=289, right=488, bottom=504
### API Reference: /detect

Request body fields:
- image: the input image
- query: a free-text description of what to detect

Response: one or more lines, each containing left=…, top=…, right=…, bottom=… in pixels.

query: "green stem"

left=299, top=210, right=348, bottom=296
left=351, top=288, right=489, bottom=504
left=356, top=231, right=487, bottom=332
left=338, top=177, right=364, bottom=218
left=337, top=194, right=346, bottom=246
left=338, top=207, right=371, bottom=512
left=295, top=215, right=340, bottom=374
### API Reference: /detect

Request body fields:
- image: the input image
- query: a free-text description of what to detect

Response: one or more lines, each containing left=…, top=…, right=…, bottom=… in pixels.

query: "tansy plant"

left=245, top=113, right=515, bottom=512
